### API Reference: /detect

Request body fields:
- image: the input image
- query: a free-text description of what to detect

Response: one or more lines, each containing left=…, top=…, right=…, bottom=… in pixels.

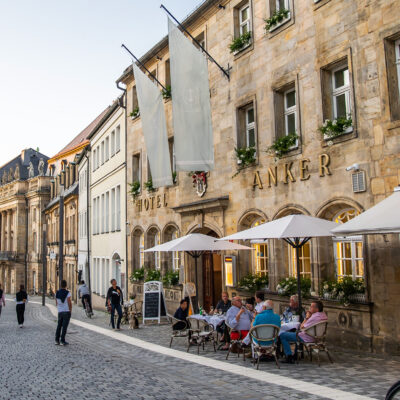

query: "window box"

left=268, top=133, right=299, bottom=158
left=130, top=107, right=140, bottom=120
left=129, top=181, right=141, bottom=199
left=144, top=178, right=155, bottom=193
left=265, top=8, right=290, bottom=32
left=229, top=31, right=252, bottom=54
left=319, top=116, right=353, bottom=139
left=232, top=146, right=256, bottom=178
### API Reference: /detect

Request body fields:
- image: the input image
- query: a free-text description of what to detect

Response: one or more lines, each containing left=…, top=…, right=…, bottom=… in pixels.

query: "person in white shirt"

left=77, top=280, right=92, bottom=313
left=55, top=280, right=72, bottom=346
left=255, top=291, right=265, bottom=314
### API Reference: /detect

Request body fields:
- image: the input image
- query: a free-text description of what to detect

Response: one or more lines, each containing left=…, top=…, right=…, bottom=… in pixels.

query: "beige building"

left=0, top=149, right=50, bottom=294
left=118, top=0, right=400, bottom=354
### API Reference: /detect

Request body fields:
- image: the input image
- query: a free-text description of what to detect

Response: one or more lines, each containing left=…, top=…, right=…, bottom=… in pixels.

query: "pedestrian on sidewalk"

left=106, top=279, right=123, bottom=330
left=15, top=284, right=28, bottom=328
left=55, top=280, right=72, bottom=346
left=0, top=283, right=5, bottom=318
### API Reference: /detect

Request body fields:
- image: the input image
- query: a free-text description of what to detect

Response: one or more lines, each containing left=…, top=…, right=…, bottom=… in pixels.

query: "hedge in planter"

left=319, top=116, right=352, bottom=139
left=130, top=267, right=145, bottom=283
left=162, top=270, right=180, bottom=287
left=267, top=133, right=298, bottom=158
left=229, top=31, right=252, bottom=53
left=145, top=268, right=161, bottom=282
left=237, top=273, right=269, bottom=293
left=321, top=277, right=365, bottom=305
left=276, top=276, right=311, bottom=298
left=232, top=146, right=256, bottom=178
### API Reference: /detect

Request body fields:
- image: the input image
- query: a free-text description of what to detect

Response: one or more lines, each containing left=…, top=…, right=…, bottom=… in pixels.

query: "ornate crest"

left=191, top=171, right=207, bottom=197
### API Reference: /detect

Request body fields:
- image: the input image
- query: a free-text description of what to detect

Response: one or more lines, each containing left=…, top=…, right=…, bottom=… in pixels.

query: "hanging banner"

left=132, top=63, right=172, bottom=187
left=168, top=18, right=214, bottom=172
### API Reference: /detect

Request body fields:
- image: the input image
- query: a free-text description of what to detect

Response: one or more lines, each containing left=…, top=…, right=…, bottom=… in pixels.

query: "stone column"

left=1, top=211, right=6, bottom=251
left=7, top=210, right=12, bottom=252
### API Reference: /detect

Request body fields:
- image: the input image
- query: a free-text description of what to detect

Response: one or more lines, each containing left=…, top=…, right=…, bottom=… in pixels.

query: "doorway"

left=202, top=252, right=222, bottom=312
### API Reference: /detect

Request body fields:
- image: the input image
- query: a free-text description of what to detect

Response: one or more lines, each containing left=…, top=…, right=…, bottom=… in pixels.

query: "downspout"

left=84, top=147, right=92, bottom=295
left=24, top=198, right=29, bottom=290
left=116, top=81, right=128, bottom=296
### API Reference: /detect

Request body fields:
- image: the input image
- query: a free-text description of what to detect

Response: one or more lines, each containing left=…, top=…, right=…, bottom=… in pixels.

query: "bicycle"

left=83, top=297, right=93, bottom=318
left=386, top=380, right=400, bottom=400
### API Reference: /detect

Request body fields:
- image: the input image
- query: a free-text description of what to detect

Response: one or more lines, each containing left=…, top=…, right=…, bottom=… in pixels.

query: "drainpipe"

left=84, top=148, right=91, bottom=294
left=58, top=188, right=64, bottom=287
left=24, top=198, right=29, bottom=290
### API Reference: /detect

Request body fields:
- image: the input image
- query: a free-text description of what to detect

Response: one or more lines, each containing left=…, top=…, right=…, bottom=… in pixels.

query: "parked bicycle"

left=386, top=380, right=400, bottom=400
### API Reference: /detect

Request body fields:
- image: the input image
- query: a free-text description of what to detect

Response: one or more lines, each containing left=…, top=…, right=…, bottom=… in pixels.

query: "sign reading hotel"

left=252, top=154, right=332, bottom=190
left=136, top=193, right=168, bottom=213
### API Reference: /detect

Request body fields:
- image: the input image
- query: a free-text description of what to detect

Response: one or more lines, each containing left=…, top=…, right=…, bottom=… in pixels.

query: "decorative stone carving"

left=2, top=171, right=7, bottom=184
left=38, top=158, right=45, bottom=176
left=28, top=162, right=35, bottom=178
left=14, top=165, right=20, bottom=180
left=8, top=168, right=13, bottom=182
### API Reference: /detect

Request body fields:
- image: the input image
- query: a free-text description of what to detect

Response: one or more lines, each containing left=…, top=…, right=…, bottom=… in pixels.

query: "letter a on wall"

left=168, top=18, right=214, bottom=172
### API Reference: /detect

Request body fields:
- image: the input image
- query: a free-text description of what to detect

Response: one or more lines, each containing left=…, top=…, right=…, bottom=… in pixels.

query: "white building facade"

left=89, top=102, right=127, bottom=305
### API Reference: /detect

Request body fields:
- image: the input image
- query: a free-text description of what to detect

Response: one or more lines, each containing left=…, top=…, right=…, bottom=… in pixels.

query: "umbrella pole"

left=295, top=243, right=303, bottom=320
left=193, top=255, right=199, bottom=314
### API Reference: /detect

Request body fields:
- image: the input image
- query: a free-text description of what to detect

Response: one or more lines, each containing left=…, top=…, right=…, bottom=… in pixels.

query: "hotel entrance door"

left=202, top=253, right=222, bottom=312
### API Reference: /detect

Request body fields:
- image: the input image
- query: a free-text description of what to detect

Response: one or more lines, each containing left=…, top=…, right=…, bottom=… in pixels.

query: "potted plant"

left=319, top=116, right=353, bottom=139
left=144, top=178, right=155, bottom=193
left=162, top=85, right=172, bottom=100
left=162, top=270, right=180, bottom=287
left=267, top=133, right=298, bottom=159
left=130, top=107, right=140, bottom=120
left=264, top=8, right=290, bottom=31
left=130, top=267, right=145, bottom=283
left=129, top=181, right=141, bottom=199
left=237, top=273, right=269, bottom=293
left=229, top=31, right=252, bottom=53
left=321, top=277, right=365, bottom=305
left=232, top=146, right=256, bottom=178
left=276, top=276, right=311, bottom=298
left=145, top=268, right=161, bottom=282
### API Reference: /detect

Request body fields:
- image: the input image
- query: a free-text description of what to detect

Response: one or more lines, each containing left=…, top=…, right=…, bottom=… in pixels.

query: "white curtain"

left=132, top=63, right=172, bottom=187
left=168, top=18, right=214, bottom=172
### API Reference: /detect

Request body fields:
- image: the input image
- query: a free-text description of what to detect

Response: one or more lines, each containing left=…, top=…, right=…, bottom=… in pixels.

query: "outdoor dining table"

left=279, top=321, right=301, bottom=335
left=190, top=313, right=226, bottom=329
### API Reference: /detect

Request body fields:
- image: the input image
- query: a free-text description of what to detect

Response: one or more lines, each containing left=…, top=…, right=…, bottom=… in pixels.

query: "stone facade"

left=117, top=0, right=400, bottom=354
left=0, top=149, right=50, bottom=294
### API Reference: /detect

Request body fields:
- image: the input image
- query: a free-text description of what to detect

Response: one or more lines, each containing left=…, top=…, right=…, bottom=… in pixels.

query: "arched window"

left=171, top=230, right=180, bottom=271
left=154, top=231, right=161, bottom=269
left=333, top=209, right=364, bottom=279
left=252, top=219, right=268, bottom=276
left=139, top=233, right=145, bottom=268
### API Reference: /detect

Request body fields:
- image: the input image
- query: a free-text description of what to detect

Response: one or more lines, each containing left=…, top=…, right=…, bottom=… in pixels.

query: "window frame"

left=239, top=3, right=251, bottom=36
left=115, top=126, right=121, bottom=153
left=132, top=153, right=142, bottom=191
left=331, top=65, right=351, bottom=120
left=395, top=39, right=400, bottom=100
left=288, top=241, right=311, bottom=279
left=283, top=88, right=297, bottom=136
left=267, top=0, right=291, bottom=33
left=105, top=136, right=110, bottom=162
left=245, top=104, right=256, bottom=149
left=154, top=231, right=161, bottom=270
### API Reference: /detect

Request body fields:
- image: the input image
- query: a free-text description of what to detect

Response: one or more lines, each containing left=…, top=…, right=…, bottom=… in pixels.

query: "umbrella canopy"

left=144, top=233, right=252, bottom=252
left=331, top=187, right=400, bottom=236
left=220, top=215, right=339, bottom=241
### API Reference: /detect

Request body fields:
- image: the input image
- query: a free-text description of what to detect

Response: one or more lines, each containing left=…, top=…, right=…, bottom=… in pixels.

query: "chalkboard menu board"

left=143, top=281, right=167, bottom=324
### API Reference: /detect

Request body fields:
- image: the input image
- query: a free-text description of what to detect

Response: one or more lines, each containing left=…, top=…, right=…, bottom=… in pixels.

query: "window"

left=147, top=158, right=152, bottom=182
left=148, top=69, right=157, bottom=83
left=267, top=0, right=291, bottom=31
left=105, top=137, right=109, bottom=162
left=193, top=32, right=205, bottom=50
left=284, top=88, right=297, bottom=136
left=132, top=153, right=141, bottom=190
left=116, top=185, right=121, bottom=231
left=239, top=3, right=251, bottom=35
left=96, top=196, right=100, bottom=235
left=333, top=209, right=364, bottom=279
left=111, top=131, right=115, bottom=157
left=111, top=188, right=115, bottom=231
left=172, top=231, right=180, bottom=271
left=132, top=86, right=139, bottom=115
left=384, top=36, right=400, bottom=121
left=105, top=191, right=109, bottom=233
left=168, top=139, right=176, bottom=175
left=396, top=39, right=400, bottom=100
left=115, top=126, right=121, bottom=153
left=101, top=194, right=105, bottom=233
left=92, top=149, right=96, bottom=172
left=96, top=146, right=100, bottom=169
left=237, top=102, right=257, bottom=150
left=101, top=141, right=105, bottom=165
left=92, top=198, right=96, bottom=234
left=252, top=220, right=268, bottom=276
left=332, top=66, right=351, bottom=119
left=33, top=232, right=37, bottom=253
left=165, top=59, right=171, bottom=88
left=288, top=242, right=311, bottom=279
left=139, top=233, right=145, bottom=268
left=154, top=231, right=161, bottom=269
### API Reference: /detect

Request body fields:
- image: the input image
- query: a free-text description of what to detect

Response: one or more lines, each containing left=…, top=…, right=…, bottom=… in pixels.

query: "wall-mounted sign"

left=191, top=171, right=207, bottom=197
left=49, top=251, right=56, bottom=260
left=136, top=193, right=168, bottom=213
left=224, top=255, right=236, bottom=287
left=252, top=154, right=332, bottom=190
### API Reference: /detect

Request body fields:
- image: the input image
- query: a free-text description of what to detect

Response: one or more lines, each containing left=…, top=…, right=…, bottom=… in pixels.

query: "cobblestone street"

left=0, top=298, right=398, bottom=400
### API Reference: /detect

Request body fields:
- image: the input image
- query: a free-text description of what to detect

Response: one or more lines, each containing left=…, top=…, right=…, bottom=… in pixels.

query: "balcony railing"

left=0, top=251, right=16, bottom=261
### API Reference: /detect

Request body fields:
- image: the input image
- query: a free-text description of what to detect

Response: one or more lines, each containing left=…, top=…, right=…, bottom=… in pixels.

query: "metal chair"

left=249, top=324, right=280, bottom=369
left=225, top=321, right=249, bottom=361
left=167, top=314, right=189, bottom=348
left=187, top=317, right=216, bottom=354
left=297, top=321, right=333, bottom=366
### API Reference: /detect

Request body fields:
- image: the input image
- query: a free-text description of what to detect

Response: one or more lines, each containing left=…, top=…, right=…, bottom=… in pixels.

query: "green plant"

left=162, top=85, right=172, bottom=99
left=130, top=267, right=145, bottom=283
left=162, top=270, right=180, bottom=287
left=277, top=276, right=311, bottom=298
left=319, top=116, right=353, bottom=139
left=267, top=133, right=298, bottom=158
left=321, top=277, right=365, bottom=304
left=144, top=178, right=155, bottom=193
left=172, top=171, right=177, bottom=184
left=232, top=146, right=257, bottom=178
left=237, top=273, right=269, bottom=293
left=264, top=8, right=290, bottom=31
left=130, top=107, right=140, bottom=119
left=145, top=268, right=161, bottom=282
left=229, top=31, right=252, bottom=53
left=129, top=181, right=141, bottom=199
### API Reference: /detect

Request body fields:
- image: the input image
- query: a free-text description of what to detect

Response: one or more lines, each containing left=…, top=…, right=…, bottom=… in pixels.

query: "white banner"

left=132, top=63, right=172, bottom=187
left=168, top=18, right=214, bottom=172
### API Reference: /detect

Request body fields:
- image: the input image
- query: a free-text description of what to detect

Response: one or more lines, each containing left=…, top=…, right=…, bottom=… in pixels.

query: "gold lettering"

left=136, top=199, right=142, bottom=213
left=283, top=162, right=296, bottom=184
left=150, top=196, right=155, bottom=210
left=252, top=171, right=263, bottom=190
left=163, top=193, right=168, bottom=207
left=299, top=158, right=311, bottom=181
left=144, top=198, right=149, bottom=211
left=319, top=153, right=332, bottom=177
left=156, top=195, right=162, bottom=208
left=267, top=167, right=278, bottom=187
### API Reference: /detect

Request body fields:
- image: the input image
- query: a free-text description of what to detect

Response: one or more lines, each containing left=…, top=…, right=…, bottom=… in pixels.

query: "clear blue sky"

left=0, top=0, right=202, bottom=165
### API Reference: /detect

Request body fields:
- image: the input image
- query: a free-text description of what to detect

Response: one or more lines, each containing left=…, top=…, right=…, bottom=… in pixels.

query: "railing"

left=0, top=251, right=16, bottom=261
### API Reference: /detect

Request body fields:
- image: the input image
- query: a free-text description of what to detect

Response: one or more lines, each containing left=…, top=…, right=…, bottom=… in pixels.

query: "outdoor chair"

left=249, top=324, right=280, bottom=369
left=186, top=317, right=216, bottom=354
left=297, top=321, right=333, bottom=366
left=225, top=321, right=249, bottom=361
left=167, top=314, right=189, bottom=348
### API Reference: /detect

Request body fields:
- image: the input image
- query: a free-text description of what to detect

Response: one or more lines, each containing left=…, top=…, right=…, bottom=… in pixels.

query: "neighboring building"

left=45, top=107, right=111, bottom=300
left=118, top=0, right=400, bottom=354
left=0, top=148, right=50, bottom=293
left=87, top=100, right=127, bottom=308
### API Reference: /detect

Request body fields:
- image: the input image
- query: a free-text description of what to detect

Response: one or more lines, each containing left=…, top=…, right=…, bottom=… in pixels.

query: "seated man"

left=213, top=291, right=231, bottom=314
left=280, top=300, right=327, bottom=363
left=282, top=294, right=306, bottom=323
left=173, top=299, right=188, bottom=330
left=254, top=291, right=265, bottom=314
left=226, top=296, right=253, bottom=341
left=78, top=280, right=92, bottom=313
left=252, top=300, right=281, bottom=346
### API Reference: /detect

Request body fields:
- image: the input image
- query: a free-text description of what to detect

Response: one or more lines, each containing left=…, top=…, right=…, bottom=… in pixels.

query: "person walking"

left=0, top=283, right=5, bottom=318
left=55, top=280, right=72, bottom=346
left=15, top=285, right=28, bottom=328
left=106, top=279, right=123, bottom=330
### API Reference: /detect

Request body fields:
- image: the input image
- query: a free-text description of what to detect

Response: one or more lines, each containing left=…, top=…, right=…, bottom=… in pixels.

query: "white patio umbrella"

left=144, top=233, right=252, bottom=312
left=331, top=187, right=400, bottom=236
left=220, top=215, right=340, bottom=315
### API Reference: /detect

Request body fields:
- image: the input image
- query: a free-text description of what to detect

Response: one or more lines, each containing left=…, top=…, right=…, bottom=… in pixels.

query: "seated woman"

left=173, top=299, right=188, bottom=330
